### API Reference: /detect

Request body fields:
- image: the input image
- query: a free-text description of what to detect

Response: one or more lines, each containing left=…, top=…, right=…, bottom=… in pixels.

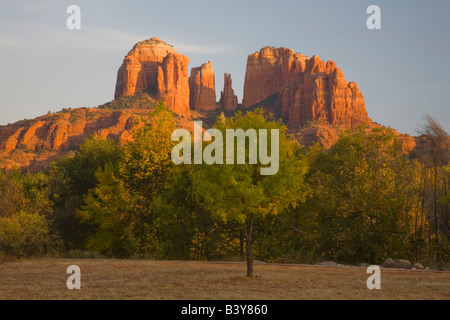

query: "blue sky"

left=0, top=0, right=449, bottom=135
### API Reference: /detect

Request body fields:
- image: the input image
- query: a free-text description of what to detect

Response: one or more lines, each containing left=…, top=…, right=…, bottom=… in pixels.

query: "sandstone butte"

left=243, top=46, right=371, bottom=130
left=189, top=61, right=217, bottom=111
left=114, top=37, right=190, bottom=117
left=219, top=73, right=239, bottom=111
left=0, top=39, right=421, bottom=172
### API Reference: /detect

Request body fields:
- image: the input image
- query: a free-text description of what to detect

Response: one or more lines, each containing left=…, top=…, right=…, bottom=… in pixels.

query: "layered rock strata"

left=189, top=61, right=217, bottom=111
left=243, top=47, right=371, bottom=128
left=114, top=37, right=190, bottom=116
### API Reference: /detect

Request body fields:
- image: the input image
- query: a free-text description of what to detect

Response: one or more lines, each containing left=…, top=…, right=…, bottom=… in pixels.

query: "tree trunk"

left=414, top=170, right=424, bottom=262
left=239, top=229, right=245, bottom=260
left=244, top=213, right=254, bottom=278
left=434, top=159, right=440, bottom=262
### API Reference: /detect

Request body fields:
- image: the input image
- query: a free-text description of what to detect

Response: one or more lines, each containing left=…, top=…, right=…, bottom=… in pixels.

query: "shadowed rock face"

left=114, top=37, right=190, bottom=116
left=189, top=61, right=217, bottom=111
left=220, top=73, right=238, bottom=111
left=243, top=47, right=372, bottom=129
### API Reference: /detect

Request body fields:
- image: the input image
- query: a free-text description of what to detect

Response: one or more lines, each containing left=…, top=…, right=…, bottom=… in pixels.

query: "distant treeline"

left=0, top=104, right=448, bottom=268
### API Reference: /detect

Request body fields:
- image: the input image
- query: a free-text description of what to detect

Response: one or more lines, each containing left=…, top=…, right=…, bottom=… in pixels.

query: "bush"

left=98, top=92, right=157, bottom=110
left=60, top=249, right=103, bottom=259
left=0, top=212, right=58, bottom=259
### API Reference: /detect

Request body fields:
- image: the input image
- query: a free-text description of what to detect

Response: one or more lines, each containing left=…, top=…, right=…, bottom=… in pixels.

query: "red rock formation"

left=189, top=61, right=217, bottom=111
left=1, top=42, right=425, bottom=173
left=243, top=47, right=296, bottom=108
left=156, top=53, right=190, bottom=116
left=220, top=73, right=238, bottom=111
left=243, top=47, right=371, bottom=129
left=114, top=37, right=190, bottom=116
left=0, top=108, right=144, bottom=172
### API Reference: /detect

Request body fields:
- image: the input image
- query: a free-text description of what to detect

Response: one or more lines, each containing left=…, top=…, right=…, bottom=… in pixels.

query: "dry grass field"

left=0, top=259, right=449, bottom=300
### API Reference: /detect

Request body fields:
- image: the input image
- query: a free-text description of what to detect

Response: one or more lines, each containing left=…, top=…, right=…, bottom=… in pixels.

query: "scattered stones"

left=391, top=259, right=412, bottom=269
left=357, top=263, right=370, bottom=268
left=382, top=258, right=412, bottom=269
left=382, top=258, right=394, bottom=268
left=316, top=261, right=339, bottom=267
left=412, top=263, right=424, bottom=270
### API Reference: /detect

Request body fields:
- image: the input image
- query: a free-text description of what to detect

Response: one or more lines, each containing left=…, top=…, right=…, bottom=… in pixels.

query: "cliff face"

left=0, top=107, right=146, bottom=172
left=219, top=73, right=238, bottom=111
left=156, top=53, right=190, bottom=116
left=243, top=47, right=371, bottom=129
left=189, top=61, right=217, bottom=111
left=114, top=37, right=190, bottom=116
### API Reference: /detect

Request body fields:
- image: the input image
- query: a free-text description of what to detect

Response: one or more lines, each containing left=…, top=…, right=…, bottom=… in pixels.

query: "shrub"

left=98, top=92, right=157, bottom=110
left=0, top=212, right=57, bottom=259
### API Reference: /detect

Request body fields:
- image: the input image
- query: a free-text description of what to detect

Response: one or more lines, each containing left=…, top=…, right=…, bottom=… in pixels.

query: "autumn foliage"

left=0, top=104, right=448, bottom=271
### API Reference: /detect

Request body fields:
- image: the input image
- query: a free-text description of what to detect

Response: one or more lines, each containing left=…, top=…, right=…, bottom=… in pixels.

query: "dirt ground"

left=0, top=259, right=449, bottom=300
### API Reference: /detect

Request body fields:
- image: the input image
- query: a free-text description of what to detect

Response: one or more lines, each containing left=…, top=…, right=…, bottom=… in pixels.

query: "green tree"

left=0, top=170, right=28, bottom=218
left=78, top=163, right=139, bottom=258
left=48, top=135, right=122, bottom=249
left=0, top=170, right=58, bottom=258
left=21, top=171, right=53, bottom=218
left=78, top=102, right=178, bottom=257
left=154, top=165, right=242, bottom=260
left=0, top=211, right=54, bottom=259
left=191, top=110, right=309, bottom=277
left=308, top=126, right=418, bottom=264
left=119, top=101, right=177, bottom=199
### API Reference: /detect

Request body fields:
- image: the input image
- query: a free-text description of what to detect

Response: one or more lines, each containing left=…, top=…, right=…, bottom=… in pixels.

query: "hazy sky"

left=0, top=0, right=449, bottom=135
